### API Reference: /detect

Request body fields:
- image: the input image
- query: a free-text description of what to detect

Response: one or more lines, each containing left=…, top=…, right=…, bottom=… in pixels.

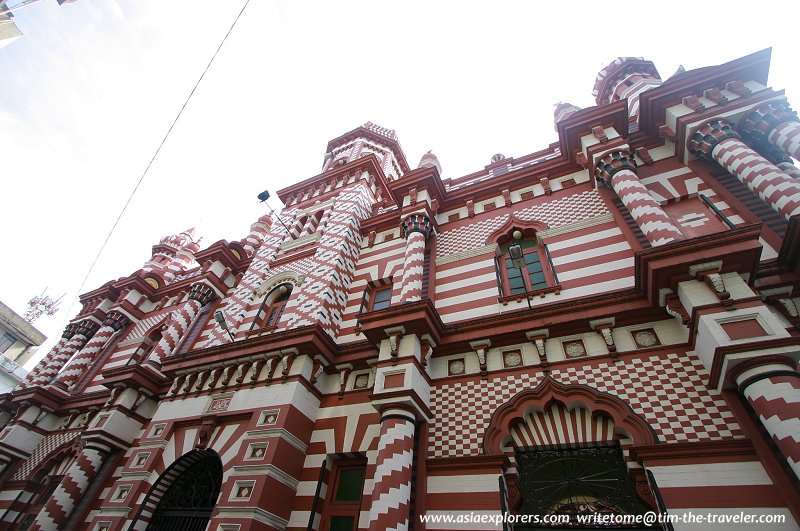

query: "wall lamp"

left=257, top=190, right=294, bottom=237
left=214, top=310, right=235, bottom=342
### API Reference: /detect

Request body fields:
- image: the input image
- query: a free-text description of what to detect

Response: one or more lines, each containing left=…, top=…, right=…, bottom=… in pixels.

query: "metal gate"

left=515, top=444, right=652, bottom=529
left=145, top=454, right=222, bottom=531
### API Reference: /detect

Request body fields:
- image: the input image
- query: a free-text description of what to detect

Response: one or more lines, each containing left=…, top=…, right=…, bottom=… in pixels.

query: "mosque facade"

left=0, top=49, right=799, bottom=530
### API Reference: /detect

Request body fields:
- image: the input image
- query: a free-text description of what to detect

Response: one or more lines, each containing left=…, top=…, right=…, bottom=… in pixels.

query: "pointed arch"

left=483, top=376, right=656, bottom=455
left=484, top=215, right=550, bottom=247
left=253, top=270, right=305, bottom=299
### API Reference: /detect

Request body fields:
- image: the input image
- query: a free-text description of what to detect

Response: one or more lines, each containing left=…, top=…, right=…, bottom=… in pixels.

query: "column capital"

left=727, top=355, right=797, bottom=390
left=102, top=310, right=130, bottom=331
left=594, top=150, right=637, bottom=183
left=400, top=213, right=433, bottom=240
left=739, top=99, right=799, bottom=142
left=688, top=119, right=741, bottom=159
left=62, top=319, right=100, bottom=340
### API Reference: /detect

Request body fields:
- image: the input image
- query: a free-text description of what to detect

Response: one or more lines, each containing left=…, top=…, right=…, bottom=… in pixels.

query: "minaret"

left=143, top=228, right=197, bottom=273
left=320, top=121, right=410, bottom=181
left=592, top=57, right=661, bottom=123
left=417, top=150, right=442, bottom=175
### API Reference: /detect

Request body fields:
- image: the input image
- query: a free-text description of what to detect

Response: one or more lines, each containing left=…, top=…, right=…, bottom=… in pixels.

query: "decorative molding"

left=279, top=231, right=322, bottom=252
left=435, top=244, right=498, bottom=266
left=536, top=214, right=614, bottom=241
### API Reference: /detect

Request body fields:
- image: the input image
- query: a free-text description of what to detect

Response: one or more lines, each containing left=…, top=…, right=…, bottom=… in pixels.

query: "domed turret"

left=418, top=150, right=442, bottom=175
left=592, top=57, right=661, bottom=123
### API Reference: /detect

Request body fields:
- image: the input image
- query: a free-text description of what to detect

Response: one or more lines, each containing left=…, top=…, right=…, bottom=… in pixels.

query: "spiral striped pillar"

left=29, top=320, right=99, bottom=387
left=51, top=312, right=129, bottom=390
left=17, top=336, right=69, bottom=389
left=399, top=214, right=432, bottom=303
left=769, top=121, right=800, bottom=162
left=689, top=119, right=800, bottom=221
left=595, top=150, right=683, bottom=246
left=734, top=363, right=800, bottom=480
left=31, top=442, right=111, bottom=531
left=368, top=410, right=416, bottom=531
left=145, top=284, right=216, bottom=368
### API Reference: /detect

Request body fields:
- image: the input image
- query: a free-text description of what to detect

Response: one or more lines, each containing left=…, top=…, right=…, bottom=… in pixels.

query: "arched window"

left=496, top=228, right=558, bottom=297
left=129, top=328, right=163, bottom=365
left=252, top=284, right=292, bottom=330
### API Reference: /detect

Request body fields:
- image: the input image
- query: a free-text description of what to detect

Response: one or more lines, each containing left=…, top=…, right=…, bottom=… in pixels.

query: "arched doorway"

left=484, top=377, right=658, bottom=529
left=129, top=449, right=222, bottom=531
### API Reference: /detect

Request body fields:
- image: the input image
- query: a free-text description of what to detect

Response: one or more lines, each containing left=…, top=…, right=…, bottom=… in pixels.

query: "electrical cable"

left=59, top=0, right=251, bottom=328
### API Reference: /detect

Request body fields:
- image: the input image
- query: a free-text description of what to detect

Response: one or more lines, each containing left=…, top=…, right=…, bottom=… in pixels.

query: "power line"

left=59, top=0, right=251, bottom=328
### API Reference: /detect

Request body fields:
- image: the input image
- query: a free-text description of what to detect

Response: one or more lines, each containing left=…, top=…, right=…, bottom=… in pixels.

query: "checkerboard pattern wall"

left=436, top=190, right=609, bottom=258
left=429, top=352, right=744, bottom=457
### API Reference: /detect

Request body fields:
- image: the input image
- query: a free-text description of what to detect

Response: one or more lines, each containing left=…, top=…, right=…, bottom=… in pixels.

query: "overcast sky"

left=2, top=0, right=798, bottom=369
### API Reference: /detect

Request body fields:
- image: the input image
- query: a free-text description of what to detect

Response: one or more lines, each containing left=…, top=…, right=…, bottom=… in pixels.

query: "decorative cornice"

left=435, top=244, right=497, bottom=266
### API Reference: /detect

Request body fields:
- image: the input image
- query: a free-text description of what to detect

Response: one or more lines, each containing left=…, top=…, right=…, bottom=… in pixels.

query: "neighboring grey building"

left=0, top=300, right=45, bottom=391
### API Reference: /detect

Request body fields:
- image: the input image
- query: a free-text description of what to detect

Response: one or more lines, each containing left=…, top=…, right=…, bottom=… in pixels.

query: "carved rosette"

left=400, top=214, right=433, bottom=240
left=687, top=119, right=741, bottom=159
left=594, top=150, right=637, bottom=183
left=739, top=100, right=799, bottom=142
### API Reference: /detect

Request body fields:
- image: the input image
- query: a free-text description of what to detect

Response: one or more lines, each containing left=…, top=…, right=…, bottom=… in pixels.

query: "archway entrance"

left=130, top=449, right=222, bottom=531
left=484, top=377, right=659, bottom=529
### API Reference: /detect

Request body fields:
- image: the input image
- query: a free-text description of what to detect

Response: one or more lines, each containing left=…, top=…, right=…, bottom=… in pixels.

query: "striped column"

left=28, top=320, right=100, bottom=387
left=734, top=363, right=800, bottom=480
left=240, top=213, right=273, bottom=256
left=51, top=312, right=129, bottom=390
left=145, top=284, right=216, bottom=368
left=690, top=119, right=800, bottom=220
left=17, top=336, right=69, bottom=389
left=368, top=410, right=416, bottom=531
left=399, top=214, right=432, bottom=303
left=31, top=442, right=111, bottom=531
left=595, top=150, right=684, bottom=246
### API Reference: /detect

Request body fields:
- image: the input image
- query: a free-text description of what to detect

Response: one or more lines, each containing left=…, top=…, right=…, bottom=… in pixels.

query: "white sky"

left=2, top=0, right=799, bottom=369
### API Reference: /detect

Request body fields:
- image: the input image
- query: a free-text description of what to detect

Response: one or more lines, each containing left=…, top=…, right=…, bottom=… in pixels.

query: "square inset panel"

left=562, top=340, right=586, bottom=359
left=257, top=409, right=280, bottom=426
left=503, top=350, right=523, bottom=368
left=245, top=442, right=269, bottom=461
left=231, top=480, right=256, bottom=501
left=448, top=358, right=466, bottom=376
left=631, top=328, right=661, bottom=349
left=148, top=423, right=166, bottom=438
left=112, top=485, right=131, bottom=502
left=721, top=318, right=767, bottom=340
left=95, top=523, right=112, bottom=531
left=132, top=452, right=151, bottom=469
left=353, top=373, right=370, bottom=389
left=383, top=372, right=405, bottom=389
